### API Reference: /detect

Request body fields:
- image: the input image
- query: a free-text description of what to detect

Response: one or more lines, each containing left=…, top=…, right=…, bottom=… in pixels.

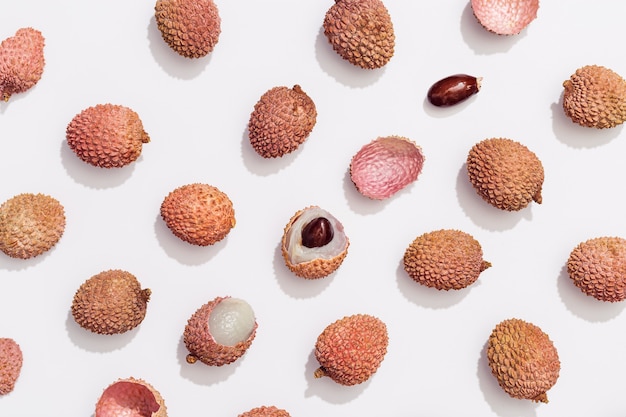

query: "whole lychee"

left=314, top=314, right=388, bottom=386
left=0, top=27, right=45, bottom=101
left=248, top=85, right=317, bottom=158
left=155, top=0, right=221, bottom=58
left=562, top=65, right=626, bottom=129
left=160, top=183, right=235, bottom=246
left=238, top=406, right=291, bottom=417
left=0, top=193, right=65, bottom=259
left=567, top=236, right=626, bottom=302
left=323, top=0, right=395, bottom=69
left=66, top=104, right=150, bottom=168
left=466, top=137, right=544, bottom=211
left=0, top=338, right=22, bottom=395
left=71, top=269, right=151, bottom=335
left=95, top=377, right=167, bottom=417
left=471, top=0, right=539, bottom=35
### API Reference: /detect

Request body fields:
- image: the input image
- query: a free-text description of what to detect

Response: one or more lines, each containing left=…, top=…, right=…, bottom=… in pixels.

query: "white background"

left=1, top=1, right=626, bottom=416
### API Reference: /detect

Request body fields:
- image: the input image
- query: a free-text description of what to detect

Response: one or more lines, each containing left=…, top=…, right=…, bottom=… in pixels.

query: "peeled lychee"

left=160, top=183, right=235, bottom=246
left=471, top=0, right=539, bottom=35
left=350, top=135, right=425, bottom=200
left=66, top=104, right=150, bottom=168
left=238, top=406, right=291, bottom=417
left=184, top=296, right=257, bottom=366
left=95, top=377, right=167, bottom=417
left=0, top=27, right=45, bottom=101
left=0, top=338, right=22, bottom=395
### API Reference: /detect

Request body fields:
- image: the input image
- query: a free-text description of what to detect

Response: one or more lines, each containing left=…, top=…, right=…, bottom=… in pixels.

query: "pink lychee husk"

left=349, top=135, right=425, bottom=200
left=95, top=377, right=167, bottom=417
left=0, top=338, right=22, bottom=395
left=0, top=27, right=45, bottom=101
left=471, top=0, right=539, bottom=35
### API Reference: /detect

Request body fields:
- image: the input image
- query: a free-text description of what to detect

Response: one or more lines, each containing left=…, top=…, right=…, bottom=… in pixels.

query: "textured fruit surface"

left=0, top=338, right=22, bottom=395
left=403, top=229, right=491, bottom=290
left=184, top=296, right=257, bottom=366
left=323, top=0, right=395, bottom=69
left=314, top=314, right=388, bottom=385
left=96, top=377, right=167, bottom=417
left=155, top=0, right=221, bottom=58
left=160, top=183, right=235, bottom=246
left=0, top=193, right=65, bottom=259
left=72, top=270, right=151, bottom=335
left=350, top=136, right=425, bottom=200
left=239, top=406, right=291, bottom=417
left=0, top=27, right=45, bottom=101
left=562, top=65, right=626, bottom=129
left=567, top=236, right=626, bottom=302
left=466, top=137, right=544, bottom=211
left=282, top=206, right=349, bottom=279
left=66, top=103, right=150, bottom=168
left=427, top=74, right=481, bottom=107
left=471, top=0, right=539, bottom=35
left=248, top=85, right=317, bottom=158
left=488, top=318, right=560, bottom=403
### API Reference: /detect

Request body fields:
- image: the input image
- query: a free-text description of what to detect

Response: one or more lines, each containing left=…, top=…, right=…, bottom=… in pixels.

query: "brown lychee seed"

left=248, top=85, right=317, bottom=158
left=238, top=406, right=291, bottom=417
left=403, top=229, right=491, bottom=290
left=471, top=0, right=539, bottom=35
left=487, top=318, right=560, bottom=403
left=184, top=296, right=257, bottom=366
left=323, top=0, right=395, bottom=69
left=314, top=314, right=388, bottom=386
left=0, top=27, right=45, bottom=101
left=71, top=269, right=152, bottom=335
left=155, top=0, right=221, bottom=58
left=0, top=338, right=22, bottom=395
left=0, top=193, right=65, bottom=259
left=282, top=206, right=349, bottom=279
left=427, top=74, right=482, bottom=107
left=466, top=137, right=544, bottom=211
left=562, top=65, right=626, bottom=129
left=567, top=236, right=626, bottom=302
left=160, top=183, right=235, bottom=246
left=95, top=377, right=167, bottom=417
left=350, top=135, right=425, bottom=200
left=66, top=103, right=150, bottom=168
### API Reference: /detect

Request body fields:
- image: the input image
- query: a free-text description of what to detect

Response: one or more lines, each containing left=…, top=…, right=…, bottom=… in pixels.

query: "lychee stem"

left=313, top=367, right=327, bottom=379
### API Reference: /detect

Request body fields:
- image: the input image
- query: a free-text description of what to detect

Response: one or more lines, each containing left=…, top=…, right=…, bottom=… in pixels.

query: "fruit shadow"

left=459, top=2, right=526, bottom=55
left=0, top=248, right=52, bottom=271
left=153, top=212, right=227, bottom=266
left=65, top=309, right=139, bottom=353
left=550, top=93, right=623, bottom=149
left=456, top=163, right=530, bottom=232
left=556, top=263, right=625, bottom=322
left=476, top=340, right=541, bottom=417
left=314, top=27, right=385, bottom=89
left=146, top=16, right=211, bottom=80
left=176, top=335, right=242, bottom=386
left=240, top=126, right=304, bottom=176
left=303, top=349, right=369, bottom=404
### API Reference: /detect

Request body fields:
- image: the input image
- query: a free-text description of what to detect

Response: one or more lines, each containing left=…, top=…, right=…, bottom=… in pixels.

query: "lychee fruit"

left=0, top=27, right=45, bottom=101
left=238, top=406, right=291, bottom=417
left=0, top=338, right=22, bottom=395
left=95, top=377, right=167, bottom=417
left=471, top=0, right=539, bottom=35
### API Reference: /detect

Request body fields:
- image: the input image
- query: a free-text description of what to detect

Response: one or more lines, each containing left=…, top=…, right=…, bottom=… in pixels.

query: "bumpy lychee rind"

left=349, top=136, right=425, bottom=200
left=471, top=0, right=539, bottom=35
left=248, top=85, right=317, bottom=158
left=562, top=65, right=626, bottom=129
left=160, top=183, right=235, bottom=246
left=96, top=377, right=167, bottom=417
left=0, top=193, right=65, bottom=259
left=184, top=296, right=258, bottom=366
left=0, top=27, right=45, bottom=101
left=281, top=206, right=349, bottom=279
left=323, top=0, right=395, bottom=69
left=72, top=270, right=151, bottom=335
left=466, top=138, right=544, bottom=211
left=239, top=406, right=291, bottom=417
left=487, top=318, right=560, bottom=403
left=66, top=103, right=150, bottom=168
left=155, top=0, right=221, bottom=58
left=567, top=236, right=626, bottom=302
left=314, top=314, right=388, bottom=386
left=0, top=338, right=22, bottom=395
left=403, top=229, right=491, bottom=290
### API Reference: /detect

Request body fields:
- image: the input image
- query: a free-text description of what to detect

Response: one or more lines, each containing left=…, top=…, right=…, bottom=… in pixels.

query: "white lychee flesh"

left=208, top=298, right=256, bottom=346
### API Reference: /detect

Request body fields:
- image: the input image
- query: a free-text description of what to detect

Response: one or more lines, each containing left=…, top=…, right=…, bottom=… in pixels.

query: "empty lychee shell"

left=184, top=296, right=257, bottom=366
left=282, top=206, right=349, bottom=279
left=0, top=338, right=22, bottom=395
left=350, top=136, right=425, bottom=200
left=95, top=377, right=167, bottom=417
left=471, top=0, right=539, bottom=35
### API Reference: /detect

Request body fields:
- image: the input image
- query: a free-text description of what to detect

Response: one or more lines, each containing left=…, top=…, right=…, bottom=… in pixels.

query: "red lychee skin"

left=471, top=0, right=539, bottom=35
left=0, top=27, right=45, bottom=101
left=239, top=406, right=291, bottom=417
left=0, top=338, right=23, bottom=395
left=95, top=377, right=167, bottom=417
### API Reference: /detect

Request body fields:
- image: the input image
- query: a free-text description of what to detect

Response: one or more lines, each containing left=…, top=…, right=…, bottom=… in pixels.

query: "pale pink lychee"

left=471, top=0, right=539, bottom=35
left=0, top=27, right=45, bottom=101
